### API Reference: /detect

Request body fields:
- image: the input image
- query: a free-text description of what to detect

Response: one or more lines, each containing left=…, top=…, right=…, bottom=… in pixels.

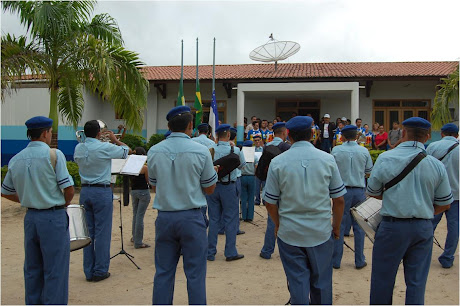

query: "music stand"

left=110, top=156, right=147, bottom=270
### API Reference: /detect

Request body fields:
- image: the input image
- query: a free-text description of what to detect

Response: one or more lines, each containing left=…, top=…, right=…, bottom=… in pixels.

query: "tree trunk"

left=49, top=86, right=59, bottom=148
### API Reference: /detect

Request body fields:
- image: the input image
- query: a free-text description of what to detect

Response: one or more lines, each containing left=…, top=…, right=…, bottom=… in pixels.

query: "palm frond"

left=57, top=76, right=85, bottom=128
left=83, top=13, right=123, bottom=46
left=431, top=68, right=459, bottom=130
left=1, top=34, right=44, bottom=99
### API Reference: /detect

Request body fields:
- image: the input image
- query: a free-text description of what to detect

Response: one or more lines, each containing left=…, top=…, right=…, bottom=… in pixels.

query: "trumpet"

left=76, top=120, right=122, bottom=143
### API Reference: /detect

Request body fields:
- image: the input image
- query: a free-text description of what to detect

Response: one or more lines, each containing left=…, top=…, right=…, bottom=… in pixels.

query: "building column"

left=146, top=88, right=158, bottom=139
left=350, top=84, right=360, bottom=122
left=236, top=88, right=245, bottom=144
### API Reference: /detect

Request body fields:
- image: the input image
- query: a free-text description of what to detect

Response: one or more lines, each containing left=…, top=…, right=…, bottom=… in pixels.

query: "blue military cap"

left=286, top=116, right=313, bottom=131
left=273, top=122, right=286, bottom=131
left=197, top=123, right=209, bottom=129
left=243, top=140, right=253, bottom=147
left=25, top=116, right=53, bottom=129
left=164, top=130, right=172, bottom=138
left=166, top=106, right=191, bottom=121
left=215, top=124, right=231, bottom=133
left=230, top=127, right=237, bottom=133
left=402, top=117, right=431, bottom=130
left=441, top=123, right=459, bottom=133
left=341, top=125, right=358, bottom=133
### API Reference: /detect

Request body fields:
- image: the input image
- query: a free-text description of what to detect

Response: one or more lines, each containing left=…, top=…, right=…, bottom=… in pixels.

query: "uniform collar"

left=273, top=137, right=283, bottom=142
left=169, top=132, right=190, bottom=139
left=27, top=141, right=50, bottom=148
left=398, top=141, right=426, bottom=150
left=291, top=140, right=313, bottom=148
left=443, top=136, right=459, bottom=142
left=218, top=141, right=230, bottom=146
left=85, top=137, right=99, bottom=143
left=343, top=141, right=358, bottom=146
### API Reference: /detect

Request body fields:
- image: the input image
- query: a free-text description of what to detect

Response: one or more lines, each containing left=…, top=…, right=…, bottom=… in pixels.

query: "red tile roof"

left=140, top=61, right=459, bottom=81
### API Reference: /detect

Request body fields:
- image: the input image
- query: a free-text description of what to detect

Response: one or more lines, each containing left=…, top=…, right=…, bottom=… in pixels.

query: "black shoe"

left=92, top=272, right=111, bottom=282
left=259, top=253, right=271, bottom=260
left=356, top=262, right=367, bottom=270
left=255, top=203, right=260, bottom=206
left=333, top=266, right=340, bottom=270
left=237, top=230, right=245, bottom=235
left=226, top=254, right=244, bottom=261
left=218, top=232, right=224, bottom=235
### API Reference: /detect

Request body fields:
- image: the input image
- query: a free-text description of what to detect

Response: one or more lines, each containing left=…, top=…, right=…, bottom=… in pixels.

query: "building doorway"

left=276, top=100, right=321, bottom=123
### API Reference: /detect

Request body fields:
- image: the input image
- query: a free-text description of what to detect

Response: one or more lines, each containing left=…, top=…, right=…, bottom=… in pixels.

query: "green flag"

left=194, top=79, right=202, bottom=127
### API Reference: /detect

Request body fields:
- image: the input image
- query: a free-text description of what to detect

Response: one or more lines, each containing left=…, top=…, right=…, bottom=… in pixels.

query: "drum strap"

left=439, top=142, right=459, bottom=161
left=49, top=149, right=57, bottom=172
left=383, top=151, right=426, bottom=192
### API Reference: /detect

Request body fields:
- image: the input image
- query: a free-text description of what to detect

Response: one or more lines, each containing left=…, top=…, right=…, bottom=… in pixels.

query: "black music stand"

left=110, top=174, right=141, bottom=269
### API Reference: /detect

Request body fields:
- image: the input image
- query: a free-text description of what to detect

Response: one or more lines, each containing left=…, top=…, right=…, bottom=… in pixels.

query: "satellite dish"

left=249, top=34, right=300, bottom=70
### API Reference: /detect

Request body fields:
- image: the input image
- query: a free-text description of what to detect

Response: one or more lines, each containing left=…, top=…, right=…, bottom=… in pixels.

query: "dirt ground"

left=1, top=193, right=459, bottom=305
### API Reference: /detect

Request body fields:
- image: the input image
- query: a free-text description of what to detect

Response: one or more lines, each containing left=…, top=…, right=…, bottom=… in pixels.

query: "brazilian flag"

left=194, top=79, right=202, bottom=127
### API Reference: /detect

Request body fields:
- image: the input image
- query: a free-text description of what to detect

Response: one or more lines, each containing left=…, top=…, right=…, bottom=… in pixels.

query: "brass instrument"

left=76, top=120, right=122, bottom=143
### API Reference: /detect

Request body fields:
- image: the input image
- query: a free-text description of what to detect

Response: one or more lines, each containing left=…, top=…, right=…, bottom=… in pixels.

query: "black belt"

left=242, top=175, right=254, bottom=177
left=28, top=205, right=66, bottom=211
left=81, top=184, right=111, bottom=188
left=382, top=216, right=429, bottom=222
left=217, top=181, right=236, bottom=185
left=346, top=186, right=364, bottom=189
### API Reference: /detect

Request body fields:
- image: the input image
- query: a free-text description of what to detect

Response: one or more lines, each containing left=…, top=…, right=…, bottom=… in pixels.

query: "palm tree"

left=431, top=67, right=459, bottom=130
left=1, top=1, right=149, bottom=146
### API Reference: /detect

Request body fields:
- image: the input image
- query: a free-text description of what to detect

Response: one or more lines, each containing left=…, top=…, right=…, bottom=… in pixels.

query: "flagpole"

left=180, top=39, right=184, bottom=100
left=212, top=38, right=216, bottom=91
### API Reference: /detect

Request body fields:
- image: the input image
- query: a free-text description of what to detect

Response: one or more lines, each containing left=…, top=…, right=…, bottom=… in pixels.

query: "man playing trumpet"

left=74, top=120, right=130, bottom=282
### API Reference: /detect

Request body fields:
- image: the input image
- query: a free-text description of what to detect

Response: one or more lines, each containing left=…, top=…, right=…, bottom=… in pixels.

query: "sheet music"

left=111, top=159, right=126, bottom=174
left=242, top=146, right=255, bottom=163
left=120, top=155, right=147, bottom=175
left=254, top=152, right=262, bottom=160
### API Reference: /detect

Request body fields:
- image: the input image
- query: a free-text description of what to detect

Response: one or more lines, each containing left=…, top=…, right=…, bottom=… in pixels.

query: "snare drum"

left=67, top=204, right=91, bottom=251
left=350, top=197, right=382, bottom=243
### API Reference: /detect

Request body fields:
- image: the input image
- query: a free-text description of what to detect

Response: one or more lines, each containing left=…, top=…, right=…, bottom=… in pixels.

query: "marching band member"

left=74, top=120, right=130, bottom=282
left=263, top=116, right=345, bottom=304
left=367, top=117, right=453, bottom=304
left=1, top=116, right=75, bottom=304
left=259, top=122, right=290, bottom=260
left=240, top=140, right=259, bottom=221
left=207, top=124, right=246, bottom=262
left=331, top=125, right=373, bottom=269
left=427, top=123, right=459, bottom=268
left=148, top=106, right=217, bottom=304
left=193, top=123, right=217, bottom=149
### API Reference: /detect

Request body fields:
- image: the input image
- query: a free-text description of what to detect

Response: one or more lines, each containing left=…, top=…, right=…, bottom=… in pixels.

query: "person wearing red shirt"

left=374, top=125, right=388, bottom=150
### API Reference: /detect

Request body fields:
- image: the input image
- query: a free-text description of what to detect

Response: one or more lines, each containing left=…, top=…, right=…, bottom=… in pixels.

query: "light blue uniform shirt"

left=367, top=141, right=453, bottom=219
left=74, top=138, right=129, bottom=184
left=147, top=133, right=217, bottom=211
left=255, top=146, right=264, bottom=152
left=213, top=141, right=246, bottom=182
left=1, top=141, right=74, bottom=209
left=263, top=141, right=347, bottom=247
left=331, top=141, right=373, bottom=188
left=267, top=137, right=283, bottom=147
left=241, top=154, right=259, bottom=176
left=192, top=134, right=216, bottom=149
left=427, top=136, right=459, bottom=200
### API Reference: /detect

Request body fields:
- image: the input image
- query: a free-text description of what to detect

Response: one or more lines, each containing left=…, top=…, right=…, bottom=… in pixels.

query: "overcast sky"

left=2, top=0, right=459, bottom=67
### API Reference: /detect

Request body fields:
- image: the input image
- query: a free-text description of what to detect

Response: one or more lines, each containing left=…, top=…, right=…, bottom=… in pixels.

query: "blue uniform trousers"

left=278, top=237, right=334, bottom=305
left=80, top=186, right=113, bottom=280
left=320, top=138, right=332, bottom=153
left=432, top=200, right=459, bottom=268
left=24, top=209, right=70, bottom=305
left=207, top=183, right=239, bottom=259
left=254, top=178, right=264, bottom=204
left=240, top=175, right=255, bottom=220
left=218, top=177, right=241, bottom=234
left=152, top=209, right=207, bottom=305
left=370, top=219, right=433, bottom=305
left=260, top=213, right=276, bottom=259
left=333, top=187, right=366, bottom=268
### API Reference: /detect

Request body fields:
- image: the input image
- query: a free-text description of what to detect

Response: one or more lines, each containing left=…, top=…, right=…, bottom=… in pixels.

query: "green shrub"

left=148, top=134, right=165, bottom=149
left=121, top=134, right=147, bottom=150
left=1, top=165, right=8, bottom=183
left=66, top=161, right=81, bottom=187
left=369, top=150, right=385, bottom=164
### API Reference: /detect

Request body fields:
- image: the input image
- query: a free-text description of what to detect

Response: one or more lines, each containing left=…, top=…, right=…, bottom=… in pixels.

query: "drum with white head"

left=351, top=197, right=382, bottom=243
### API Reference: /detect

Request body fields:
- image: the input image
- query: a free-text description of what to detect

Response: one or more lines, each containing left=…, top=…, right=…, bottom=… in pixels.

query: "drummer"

left=1, top=116, right=75, bottom=305
left=331, top=125, right=373, bottom=269
left=367, top=117, right=453, bottom=304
